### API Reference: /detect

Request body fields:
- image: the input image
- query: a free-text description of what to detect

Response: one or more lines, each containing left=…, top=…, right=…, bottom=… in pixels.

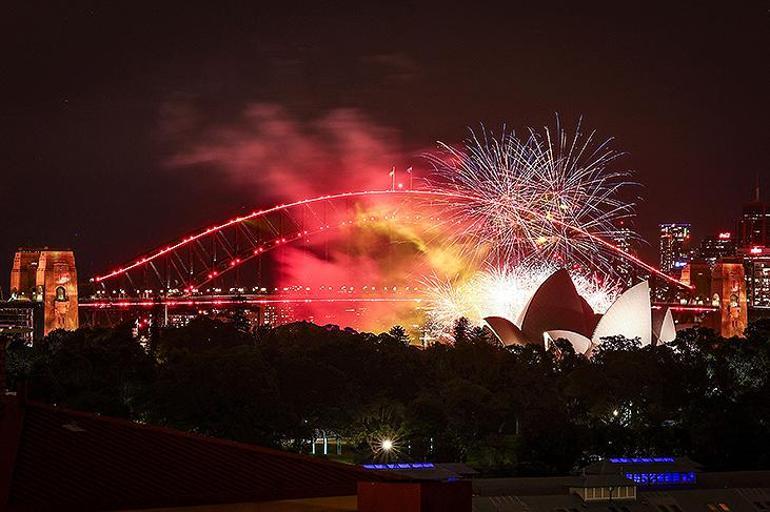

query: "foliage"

left=4, top=319, right=770, bottom=474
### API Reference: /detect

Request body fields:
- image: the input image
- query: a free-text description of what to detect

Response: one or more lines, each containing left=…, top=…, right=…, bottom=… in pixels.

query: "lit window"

left=55, top=286, right=67, bottom=301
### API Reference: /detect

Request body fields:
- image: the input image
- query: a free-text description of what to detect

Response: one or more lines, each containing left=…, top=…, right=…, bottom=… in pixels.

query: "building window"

left=55, top=286, right=67, bottom=301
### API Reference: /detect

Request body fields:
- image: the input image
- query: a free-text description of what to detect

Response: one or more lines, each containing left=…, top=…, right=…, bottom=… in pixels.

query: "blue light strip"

left=362, top=462, right=436, bottom=470
left=624, top=471, right=696, bottom=485
left=609, top=457, right=675, bottom=464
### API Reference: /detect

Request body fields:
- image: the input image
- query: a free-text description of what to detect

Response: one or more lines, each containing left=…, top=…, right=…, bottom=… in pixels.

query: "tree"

left=386, top=325, right=410, bottom=345
left=452, top=317, right=471, bottom=344
left=20, top=326, right=154, bottom=418
left=8, top=318, right=770, bottom=475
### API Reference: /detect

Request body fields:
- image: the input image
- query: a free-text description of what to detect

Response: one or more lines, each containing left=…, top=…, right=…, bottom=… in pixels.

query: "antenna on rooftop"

left=755, top=173, right=761, bottom=202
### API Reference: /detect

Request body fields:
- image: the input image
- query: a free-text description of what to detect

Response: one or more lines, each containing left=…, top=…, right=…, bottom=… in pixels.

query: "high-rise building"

left=739, top=246, right=770, bottom=309
left=659, top=224, right=692, bottom=276
left=735, top=181, right=770, bottom=309
left=611, top=222, right=633, bottom=254
left=9, top=248, right=79, bottom=336
left=737, top=181, right=768, bottom=248
left=698, top=232, right=736, bottom=268
left=610, top=221, right=636, bottom=287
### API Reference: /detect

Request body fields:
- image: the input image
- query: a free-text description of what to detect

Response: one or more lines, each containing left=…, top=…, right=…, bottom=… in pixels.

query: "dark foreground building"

left=470, top=458, right=770, bottom=512
left=1, top=389, right=768, bottom=511
left=0, top=391, right=470, bottom=511
left=361, top=458, right=770, bottom=512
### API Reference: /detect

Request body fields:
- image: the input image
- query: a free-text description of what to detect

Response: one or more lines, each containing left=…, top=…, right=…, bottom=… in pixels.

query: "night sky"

left=1, top=2, right=768, bottom=288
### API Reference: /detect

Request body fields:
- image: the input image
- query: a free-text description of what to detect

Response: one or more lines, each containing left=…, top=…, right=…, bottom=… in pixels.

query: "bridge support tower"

left=9, top=248, right=78, bottom=337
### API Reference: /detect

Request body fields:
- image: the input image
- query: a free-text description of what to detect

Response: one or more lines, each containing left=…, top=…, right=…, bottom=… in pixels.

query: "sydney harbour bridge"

left=78, top=189, right=716, bottom=333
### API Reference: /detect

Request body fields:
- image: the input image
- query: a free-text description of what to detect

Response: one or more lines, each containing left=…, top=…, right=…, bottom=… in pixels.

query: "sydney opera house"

left=484, top=269, right=676, bottom=356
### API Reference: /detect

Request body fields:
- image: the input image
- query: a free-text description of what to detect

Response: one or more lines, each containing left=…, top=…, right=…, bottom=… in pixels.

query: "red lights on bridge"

left=88, top=189, right=694, bottom=295
left=80, top=296, right=425, bottom=309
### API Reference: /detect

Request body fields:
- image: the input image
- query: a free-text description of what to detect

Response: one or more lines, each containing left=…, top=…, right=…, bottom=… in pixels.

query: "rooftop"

left=1, top=395, right=398, bottom=511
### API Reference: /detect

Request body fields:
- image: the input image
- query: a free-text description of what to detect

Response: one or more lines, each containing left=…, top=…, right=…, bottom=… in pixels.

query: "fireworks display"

left=88, top=115, right=650, bottom=337
left=425, top=118, right=638, bottom=271
left=421, top=118, right=637, bottom=332
left=423, top=263, right=619, bottom=330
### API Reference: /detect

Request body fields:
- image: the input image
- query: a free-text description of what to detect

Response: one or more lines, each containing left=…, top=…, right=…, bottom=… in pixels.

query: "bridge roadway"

left=78, top=294, right=426, bottom=309
left=78, top=294, right=717, bottom=313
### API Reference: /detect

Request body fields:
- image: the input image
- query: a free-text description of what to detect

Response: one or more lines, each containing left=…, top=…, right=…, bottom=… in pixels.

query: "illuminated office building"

left=659, top=224, right=692, bottom=276
left=737, top=182, right=768, bottom=248
left=698, top=232, right=735, bottom=268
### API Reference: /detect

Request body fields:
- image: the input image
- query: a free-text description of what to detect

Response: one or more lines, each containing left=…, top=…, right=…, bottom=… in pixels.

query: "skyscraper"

left=659, top=224, right=692, bottom=276
left=735, top=180, right=770, bottom=309
left=737, top=179, right=768, bottom=248
left=698, top=232, right=736, bottom=268
left=611, top=220, right=636, bottom=286
left=741, top=250, right=770, bottom=309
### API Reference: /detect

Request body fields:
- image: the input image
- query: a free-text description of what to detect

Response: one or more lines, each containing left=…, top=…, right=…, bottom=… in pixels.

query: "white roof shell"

left=652, top=307, right=677, bottom=345
left=591, top=281, right=652, bottom=347
left=544, top=330, right=593, bottom=354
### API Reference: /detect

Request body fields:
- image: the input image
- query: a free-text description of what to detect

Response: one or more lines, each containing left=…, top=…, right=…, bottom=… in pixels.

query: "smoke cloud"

left=161, top=102, right=448, bottom=333
left=163, top=103, right=405, bottom=202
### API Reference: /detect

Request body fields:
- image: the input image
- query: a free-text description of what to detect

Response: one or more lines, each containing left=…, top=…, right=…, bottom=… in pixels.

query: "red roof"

left=1, top=396, right=396, bottom=511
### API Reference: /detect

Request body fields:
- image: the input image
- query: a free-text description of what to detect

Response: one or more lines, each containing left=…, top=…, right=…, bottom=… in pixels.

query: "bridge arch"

left=90, top=189, right=690, bottom=297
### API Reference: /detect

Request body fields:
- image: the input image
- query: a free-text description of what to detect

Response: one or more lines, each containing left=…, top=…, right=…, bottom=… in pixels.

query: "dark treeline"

left=4, top=317, right=770, bottom=475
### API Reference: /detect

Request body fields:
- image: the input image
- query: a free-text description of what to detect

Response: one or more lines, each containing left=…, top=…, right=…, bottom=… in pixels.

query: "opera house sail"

left=484, top=269, right=675, bottom=356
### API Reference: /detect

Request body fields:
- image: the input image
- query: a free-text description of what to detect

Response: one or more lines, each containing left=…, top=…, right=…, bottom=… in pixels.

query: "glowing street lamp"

left=371, top=435, right=401, bottom=462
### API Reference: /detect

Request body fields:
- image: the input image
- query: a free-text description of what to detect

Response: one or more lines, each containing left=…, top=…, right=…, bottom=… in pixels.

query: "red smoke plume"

left=163, top=102, right=430, bottom=332
left=164, top=103, right=405, bottom=201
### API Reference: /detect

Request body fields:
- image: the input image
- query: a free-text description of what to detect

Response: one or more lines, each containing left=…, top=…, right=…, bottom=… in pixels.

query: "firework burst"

left=423, top=263, right=619, bottom=331
left=425, top=117, right=639, bottom=272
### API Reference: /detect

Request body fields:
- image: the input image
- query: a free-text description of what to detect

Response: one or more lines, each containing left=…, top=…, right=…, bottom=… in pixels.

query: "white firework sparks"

left=425, top=117, right=639, bottom=272
left=423, top=263, right=619, bottom=331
